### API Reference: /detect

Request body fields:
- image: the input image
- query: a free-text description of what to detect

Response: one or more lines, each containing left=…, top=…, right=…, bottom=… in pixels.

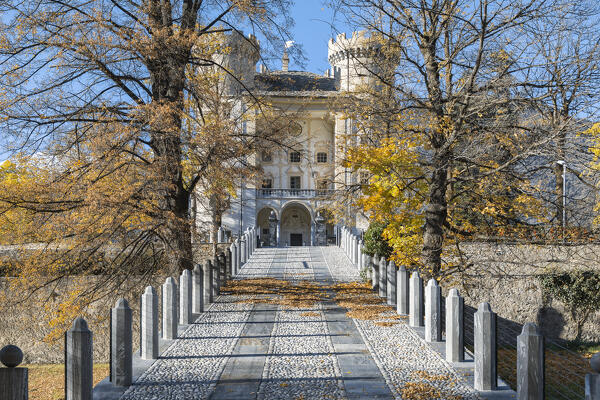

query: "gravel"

left=322, top=245, right=481, bottom=400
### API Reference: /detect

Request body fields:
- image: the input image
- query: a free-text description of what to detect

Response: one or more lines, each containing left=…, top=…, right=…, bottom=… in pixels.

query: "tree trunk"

left=422, top=150, right=449, bottom=276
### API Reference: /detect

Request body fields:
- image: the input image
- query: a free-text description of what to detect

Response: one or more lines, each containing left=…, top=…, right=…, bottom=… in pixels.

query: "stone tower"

left=327, top=31, right=383, bottom=92
left=213, top=32, right=260, bottom=95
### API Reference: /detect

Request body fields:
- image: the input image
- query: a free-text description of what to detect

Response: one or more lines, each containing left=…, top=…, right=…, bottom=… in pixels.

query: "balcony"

left=256, top=188, right=336, bottom=199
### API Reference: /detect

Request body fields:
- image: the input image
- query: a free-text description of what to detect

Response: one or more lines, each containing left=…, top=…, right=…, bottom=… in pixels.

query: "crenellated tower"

left=213, top=32, right=260, bottom=95
left=327, top=30, right=384, bottom=92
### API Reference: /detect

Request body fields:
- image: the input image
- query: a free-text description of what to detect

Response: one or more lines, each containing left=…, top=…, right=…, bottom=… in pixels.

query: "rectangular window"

left=360, top=172, right=370, bottom=185
left=317, top=179, right=330, bottom=190
left=290, top=176, right=301, bottom=189
left=289, top=151, right=301, bottom=163
left=262, top=178, right=273, bottom=189
left=316, top=152, right=328, bottom=163
left=261, top=151, right=272, bottom=162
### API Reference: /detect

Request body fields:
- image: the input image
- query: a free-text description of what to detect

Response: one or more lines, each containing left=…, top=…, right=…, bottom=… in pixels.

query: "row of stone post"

left=339, top=226, right=363, bottom=269
left=390, top=265, right=545, bottom=399
left=58, top=256, right=232, bottom=400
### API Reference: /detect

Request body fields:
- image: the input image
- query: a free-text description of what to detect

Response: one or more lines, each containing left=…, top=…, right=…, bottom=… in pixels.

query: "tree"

left=0, top=1, right=294, bottom=298
left=332, top=0, right=590, bottom=276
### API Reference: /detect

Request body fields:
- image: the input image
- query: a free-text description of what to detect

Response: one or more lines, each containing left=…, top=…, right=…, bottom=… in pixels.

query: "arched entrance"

left=257, top=207, right=276, bottom=246
left=280, top=203, right=312, bottom=246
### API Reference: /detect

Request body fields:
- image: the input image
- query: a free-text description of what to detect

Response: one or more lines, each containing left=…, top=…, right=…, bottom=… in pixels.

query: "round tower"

left=214, top=32, right=260, bottom=95
left=328, top=31, right=385, bottom=92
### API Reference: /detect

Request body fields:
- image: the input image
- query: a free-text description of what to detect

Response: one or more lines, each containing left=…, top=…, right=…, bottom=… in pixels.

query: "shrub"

left=539, top=270, right=600, bottom=341
left=363, top=221, right=393, bottom=259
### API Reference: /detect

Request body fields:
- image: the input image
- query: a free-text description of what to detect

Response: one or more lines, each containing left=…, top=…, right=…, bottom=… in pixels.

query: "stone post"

left=315, top=212, right=326, bottom=246
left=219, top=253, right=227, bottom=286
left=110, top=298, right=132, bottom=386
left=358, top=240, right=364, bottom=270
left=231, top=242, right=238, bottom=275
left=227, top=248, right=232, bottom=280
left=446, top=288, right=464, bottom=362
left=387, top=260, right=396, bottom=306
left=378, top=256, right=387, bottom=298
left=179, top=269, right=192, bottom=325
left=162, top=277, right=178, bottom=340
left=517, top=323, right=544, bottom=400
left=204, top=260, right=212, bottom=305
left=269, top=211, right=278, bottom=247
left=212, top=257, right=220, bottom=298
left=396, top=265, right=409, bottom=315
left=141, top=286, right=158, bottom=360
left=409, top=271, right=424, bottom=327
left=192, top=264, right=204, bottom=314
left=65, top=317, right=93, bottom=400
left=354, top=237, right=359, bottom=265
left=241, top=238, right=247, bottom=264
left=217, top=226, right=224, bottom=243
left=0, top=345, right=27, bottom=400
left=371, top=255, right=379, bottom=292
left=586, top=353, right=600, bottom=400
left=474, top=302, right=497, bottom=391
left=425, top=279, right=442, bottom=342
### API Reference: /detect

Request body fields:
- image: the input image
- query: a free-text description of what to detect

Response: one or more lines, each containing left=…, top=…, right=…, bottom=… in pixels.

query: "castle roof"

left=254, top=71, right=338, bottom=97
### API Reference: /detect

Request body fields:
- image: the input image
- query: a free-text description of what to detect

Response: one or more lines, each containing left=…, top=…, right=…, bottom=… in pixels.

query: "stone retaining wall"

left=450, top=242, right=600, bottom=342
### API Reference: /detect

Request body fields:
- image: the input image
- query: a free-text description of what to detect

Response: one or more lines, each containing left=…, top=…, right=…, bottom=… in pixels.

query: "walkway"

left=119, top=247, right=481, bottom=400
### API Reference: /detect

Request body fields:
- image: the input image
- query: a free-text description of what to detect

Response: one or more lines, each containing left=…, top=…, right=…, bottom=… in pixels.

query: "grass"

left=25, top=363, right=109, bottom=400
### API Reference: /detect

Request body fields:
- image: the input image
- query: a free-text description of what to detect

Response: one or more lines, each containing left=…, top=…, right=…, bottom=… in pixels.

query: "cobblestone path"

left=119, top=247, right=480, bottom=400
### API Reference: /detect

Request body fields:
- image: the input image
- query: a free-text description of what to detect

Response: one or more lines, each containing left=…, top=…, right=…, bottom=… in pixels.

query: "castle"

left=194, top=31, right=384, bottom=246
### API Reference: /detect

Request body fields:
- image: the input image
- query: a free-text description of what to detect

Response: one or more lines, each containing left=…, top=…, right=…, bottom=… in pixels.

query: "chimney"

left=282, top=50, right=289, bottom=71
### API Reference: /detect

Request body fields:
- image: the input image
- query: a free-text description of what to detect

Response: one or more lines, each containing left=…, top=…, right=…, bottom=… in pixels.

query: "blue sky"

left=284, top=0, right=349, bottom=74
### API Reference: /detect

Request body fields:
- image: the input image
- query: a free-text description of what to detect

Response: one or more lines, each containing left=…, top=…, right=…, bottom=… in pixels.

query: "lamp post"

left=557, top=160, right=566, bottom=242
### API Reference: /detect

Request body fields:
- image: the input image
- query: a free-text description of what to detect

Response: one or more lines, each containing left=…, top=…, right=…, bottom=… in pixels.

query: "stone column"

left=446, top=288, right=464, bottom=362
left=474, top=302, right=497, bottom=391
left=217, top=226, right=224, bottom=243
left=110, top=298, right=132, bottom=386
left=204, top=260, right=212, bottom=305
left=179, top=269, right=192, bottom=325
left=0, top=345, right=27, bottom=400
left=425, top=279, right=441, bottom=342
left=192, top=265, right=204, bottom=314
left=517, top=323, right=544, bottom=400
left=378, top=256, right=387, bottom=298
left=162, top=277, right=178, bottom=340
left=141, top=286, right=158, bottom=360
left=65, top=317, right=93, bottom=400
left=586, top=353, right=600, bottom=400
left=409, top=271, right=424, bottom=327
left=396, top=265, right=410, bottom=315
left=387, top=261, right=396, bottom=306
